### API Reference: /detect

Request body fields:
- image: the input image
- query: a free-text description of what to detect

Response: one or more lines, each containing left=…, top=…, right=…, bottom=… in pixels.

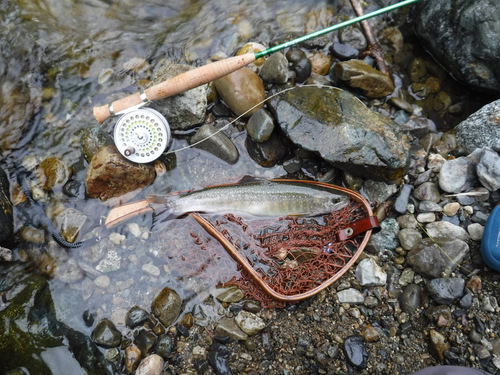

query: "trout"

left=105, top=180, right=350, bottom=228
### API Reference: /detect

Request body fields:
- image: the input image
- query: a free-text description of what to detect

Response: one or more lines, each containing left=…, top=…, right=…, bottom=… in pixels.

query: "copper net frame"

left=189, top=179, right=379, bottom=303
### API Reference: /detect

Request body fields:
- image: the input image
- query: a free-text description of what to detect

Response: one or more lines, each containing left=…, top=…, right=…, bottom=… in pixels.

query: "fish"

left=105, top=179, right=350, bottom=228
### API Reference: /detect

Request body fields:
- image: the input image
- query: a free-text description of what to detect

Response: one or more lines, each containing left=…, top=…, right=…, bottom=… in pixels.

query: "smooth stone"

left=214, top=286, right=245, bottom=303
left=154, top=334, right=175, bottom=359
left=234, top=311, right=265, bottom=336
left=245, top=132, right=286, bottom=167
left=467, top=223, right=484, bottom=241
left=406, top=238, right=469, bottom=278
left=85, top=145, right=155, bottom=201
left=190, top=124, right=239, bottom=165
left=91, top=319, right=122, bottom=348
left=151, top=287, right=182, bottom=328
left=329, top=42, right=359, bottom=60
left=343, top=335, right=368, bottom=368
left=333, top=59, right=395, bottom=98
left=135, top=354, right=164, bottom=375
left=443, top=202, right=461, bottom=216
left=416, top=212, right=436, bottom=223
left=135, top=330, right=157, bottom=357
left=125, top=345, right=142, bottom=374
left=80, top=126, right=113, bottom=163
left=286, top=48, right=312, bottom=83
left=267, top=86, right=410, bottom=182
left=355, top=258, right=387, bottom=286
left=246, top=109, right=275, bottom=142
left=259, top=52, right=290, bottom=84
left=214, top=67, right=265, bottom=117
left=54, top=207, right=88, bottom=244
left=419, top=201, right=443, bottom=212
left=427, top=278, right=465, bottom=305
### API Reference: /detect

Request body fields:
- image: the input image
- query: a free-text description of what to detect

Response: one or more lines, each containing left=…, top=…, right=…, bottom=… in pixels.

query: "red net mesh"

left=153, top=199, right=367, bottom=308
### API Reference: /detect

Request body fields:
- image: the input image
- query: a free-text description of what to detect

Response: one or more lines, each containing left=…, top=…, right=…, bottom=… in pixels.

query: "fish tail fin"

left=104, top=198, right=155, bottom=229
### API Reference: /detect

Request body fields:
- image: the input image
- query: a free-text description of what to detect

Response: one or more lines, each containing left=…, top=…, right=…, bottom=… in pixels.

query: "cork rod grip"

left=93, top=53, right=257, bottom=123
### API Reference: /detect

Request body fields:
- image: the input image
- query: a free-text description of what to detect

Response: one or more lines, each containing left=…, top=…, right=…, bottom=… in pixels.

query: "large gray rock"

left=455, top=100, right=500, bottom=154
left=268, top=86, right=410, bottom=182
left=414, top=0, right=500, bottom=93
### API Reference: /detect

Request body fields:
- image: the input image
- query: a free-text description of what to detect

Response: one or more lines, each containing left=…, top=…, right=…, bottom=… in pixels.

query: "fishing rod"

left=93, top=0, right=421, bottom=163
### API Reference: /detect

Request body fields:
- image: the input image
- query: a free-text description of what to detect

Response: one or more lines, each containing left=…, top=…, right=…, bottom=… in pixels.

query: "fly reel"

left=113, top=108, right=171, bottom=163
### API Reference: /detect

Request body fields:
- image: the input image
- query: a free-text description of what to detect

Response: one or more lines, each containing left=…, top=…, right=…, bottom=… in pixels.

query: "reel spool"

left=113, top=108, right=171, bottom=163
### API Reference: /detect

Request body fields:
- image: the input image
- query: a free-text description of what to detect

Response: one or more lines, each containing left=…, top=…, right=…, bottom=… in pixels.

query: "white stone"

left=467, top=223, right=484, bottom=241
left=337, top=288, right=365, bottom=304
left=235, top=311, right=266, bottom=336
left=142, top=263, right=161, bottom=277
left=355, top=258, right=387, bottom=286
left=135, top=354, right=164, bottom=375
left=416, top=212, right=436, bottom=223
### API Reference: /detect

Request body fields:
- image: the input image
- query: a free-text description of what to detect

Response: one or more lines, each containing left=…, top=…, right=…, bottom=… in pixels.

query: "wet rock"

left=190, top=124, right=239, bottom=164
left=81, top=126, right=113, bottom=162
left=455, top=100, right=500, bottom=153
left=151, top=287, right=182, bottom=328
left=407, top=238, right=469, bottom=278
left=246, top=109, right=275, bottom=142
left=148, top=63, right=207, bottom=130
left=37, top=157, right=69, bottom=191
left=339, top=26, right=367, bottom=50
left=135, top=354, right=164, bottom=375
left=400, top=284, right=422, bottom=314
left=333, top=59, right=395, bottom=98
left=428, top=330, right=451, bottom=363
left=214, top=68, right=265, bottom=117
left=245, top=132, right=286, bottom=168
left=259, top=52, right=290, bottom=84
left=0, top=166, right=13, bottom=246
left=268, top=86, right=410, bottom=181
left=135, top=329, right=157, bottom=356
left=154, top=334, right=175, bottom=359
left=476, top=147, right=500, bottom=191
left=235, top=42, right=267, bottom=72
left=343, top=335, right=368, bottom=369
left=286, top=48, right=312, bottom=83
left=85, top=145, right=156, bottom=201
left=54, top=207, right=88, bottom=244
left=415, top=1, right=500, bottom=93
left=215, top=286, right=245, bottom=303
left=330, top=42, right=359, bottom=60
left=438, top=156, right=477, bottom=193
left=309, top=52, right=331, bottom=76
left=125, top=344, right=142, bottom=373
left=91, top=318, right=122, bottom=348
left=0, top=272, right=110, bottom=374
left=208, top=343, right=233, bottom=375
left=355, top=258, right=387, bottom=286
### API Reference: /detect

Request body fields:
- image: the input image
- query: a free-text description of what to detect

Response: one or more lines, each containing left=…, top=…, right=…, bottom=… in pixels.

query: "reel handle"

left=93, top=52, right=257, bottom=124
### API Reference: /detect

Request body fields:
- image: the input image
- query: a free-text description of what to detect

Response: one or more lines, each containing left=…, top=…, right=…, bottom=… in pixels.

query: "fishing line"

left=164, top=84, right=350, bottom=155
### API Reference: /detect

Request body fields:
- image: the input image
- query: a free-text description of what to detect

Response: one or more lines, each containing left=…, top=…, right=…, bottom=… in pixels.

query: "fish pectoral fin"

left=105, top=199, right=154, bottom=228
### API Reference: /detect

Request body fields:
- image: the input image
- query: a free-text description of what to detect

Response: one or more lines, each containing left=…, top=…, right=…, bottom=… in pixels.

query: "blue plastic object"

left=481, top=204, right=500, bottom=271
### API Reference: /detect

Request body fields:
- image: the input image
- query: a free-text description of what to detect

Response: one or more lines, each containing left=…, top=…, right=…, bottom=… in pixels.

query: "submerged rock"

left=85, top=145, right=156, bottom=201
left=189, top=124, right=239, bottom=164
left=151, top=287, right=182, bottom=328
left=0, top=166, right=13, bottom=247
left=415, top=0, right=500, bottom=93
left=268, top=86, right=410, bottom=181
